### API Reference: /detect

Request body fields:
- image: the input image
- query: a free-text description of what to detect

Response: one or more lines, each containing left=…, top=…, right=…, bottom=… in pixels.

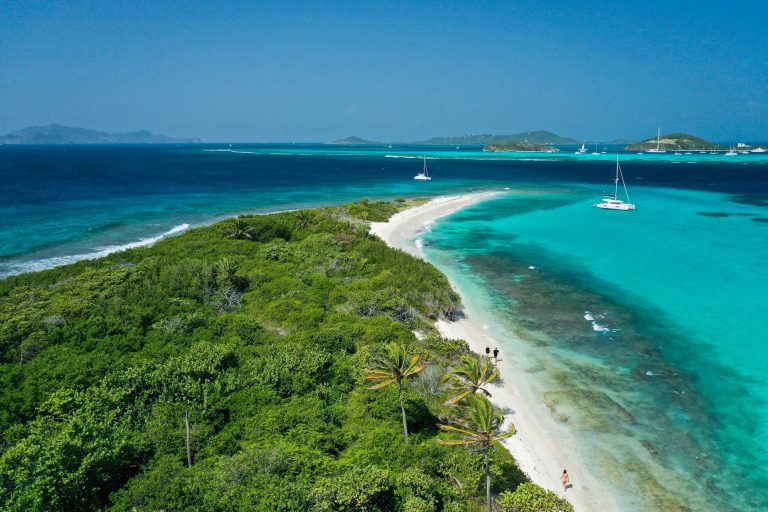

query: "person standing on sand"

left=485, top=346, right=491, bottom=357
left=492, top=347, right=499, bottom=361
left=561, top=469, right=570, bottom=491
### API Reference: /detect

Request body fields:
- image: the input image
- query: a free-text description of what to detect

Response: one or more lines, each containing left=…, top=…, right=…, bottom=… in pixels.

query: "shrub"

left=497, top=482, right=574, bottom=512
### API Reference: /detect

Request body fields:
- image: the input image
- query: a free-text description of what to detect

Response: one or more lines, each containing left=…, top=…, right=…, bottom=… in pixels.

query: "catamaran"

left=594, top=156, right=636, bottom=210
left=414, top=156, right=432, bottom=181
left=646, top=128, right=667, bottom=153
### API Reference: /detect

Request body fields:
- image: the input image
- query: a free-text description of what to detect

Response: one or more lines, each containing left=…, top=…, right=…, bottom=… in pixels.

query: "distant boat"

left=646, top=128, right=667, bottom=153
left=725, top=144, right=738, bottom=156
left=594, top=156, right=635, bottom=211
left=575, top=142, right=587, bottom=154
left=414, top=156, right=432, bottom=181
left=591, top=143, right=600, bottom=155
left=750, top=147, right=767, bottom=153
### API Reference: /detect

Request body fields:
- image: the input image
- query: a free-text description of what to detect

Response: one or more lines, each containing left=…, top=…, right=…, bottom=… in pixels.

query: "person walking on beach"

left=485, top=346, right=491, bottom=357
left=492, top=347, right=499, bottom=361
left=561, top=469, right=570, bottom=491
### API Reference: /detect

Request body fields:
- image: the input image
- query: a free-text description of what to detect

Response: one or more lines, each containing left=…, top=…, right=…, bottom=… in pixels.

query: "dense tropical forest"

left=0, top=199, right=572, bottom=512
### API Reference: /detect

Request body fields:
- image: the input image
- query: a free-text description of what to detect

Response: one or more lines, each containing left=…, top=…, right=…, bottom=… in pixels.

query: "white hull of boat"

left=413, top=174, right=431, bottom=181
left=594, top=201, right=636, bottom=210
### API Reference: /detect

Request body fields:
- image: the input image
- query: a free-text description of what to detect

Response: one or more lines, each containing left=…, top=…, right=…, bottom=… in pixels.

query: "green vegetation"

left=439, top=396, right=515, bottom=511
left=421, top=131, right=578, bottom=145
left=497, top=483, right=574, bottom=512
left=0, top=199, right=559, bottom=511
left=482, top=142, right=559, bottom=153
left=625, top=132, right=724, bottom=151
left=441, top=354, right=497, bottom=406
left=366, top=342, right=427, bottom=443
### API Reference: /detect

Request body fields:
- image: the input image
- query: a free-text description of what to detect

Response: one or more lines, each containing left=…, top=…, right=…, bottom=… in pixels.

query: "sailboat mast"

left=614, top=156, right=620, bottom=198
left=619, top=160, right=631, bottom=203
left=656, top=128, right=661, bottom=151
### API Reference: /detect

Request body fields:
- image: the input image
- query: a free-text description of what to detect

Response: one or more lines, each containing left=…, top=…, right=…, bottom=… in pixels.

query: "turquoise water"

left=3, top=145, right=768, bottom=509
left=422, top=186, right=768, bottom=510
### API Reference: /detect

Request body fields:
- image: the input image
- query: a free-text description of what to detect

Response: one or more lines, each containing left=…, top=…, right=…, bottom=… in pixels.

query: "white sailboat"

left=594, top=156, right=636, bottom=211
left=414, top=156, right=432, bottom=181
left=575, top=142, right=588, bottom=154
left=646, top=128, right=667, bottom=153
left=724, top=144, right=738, bottom=156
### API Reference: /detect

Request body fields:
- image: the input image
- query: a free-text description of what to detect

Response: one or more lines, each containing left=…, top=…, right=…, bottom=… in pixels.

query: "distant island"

left=625, top=132, right=723, bottom=151
left=330, top=135, right=379, bottom=145
left=483, top=142, right=560, bottom=153
left=419, top=130, right=578, bottom=145
left=0, top=123, right=201, bottom=144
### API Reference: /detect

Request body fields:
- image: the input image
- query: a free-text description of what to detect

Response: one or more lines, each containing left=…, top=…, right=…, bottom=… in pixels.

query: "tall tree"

left=441, top=354, right=497, bottom=406
left=226, top=218, right=254, bottom=240
left=438, top=396, right=515, bottom=511
left=366, top=342, right=427, bottom=443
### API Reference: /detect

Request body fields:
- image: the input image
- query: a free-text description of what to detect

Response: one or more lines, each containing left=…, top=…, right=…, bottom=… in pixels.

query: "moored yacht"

left=646, top=128, right=667, bottom=153
left=414, top=156, right=432, bottom=180
left=594, top=156, right=636, bottom=211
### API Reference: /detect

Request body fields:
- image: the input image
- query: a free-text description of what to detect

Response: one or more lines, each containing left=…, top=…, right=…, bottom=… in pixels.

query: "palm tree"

left=438, top=396, right=515, bottom=512
left=295, top=210, right=314, bottom=230
left=441, top=354, right=497, bottom=406
left=227, top=218, right=254, bottom=240
left=366, top=342, right=427, bottom=444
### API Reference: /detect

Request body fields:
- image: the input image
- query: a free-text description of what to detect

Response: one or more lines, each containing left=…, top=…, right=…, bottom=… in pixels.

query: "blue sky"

left=1, top=0, right=766, bottom=142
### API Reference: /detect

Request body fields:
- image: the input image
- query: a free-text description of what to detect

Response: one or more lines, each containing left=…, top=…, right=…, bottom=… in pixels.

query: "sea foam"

left=2, top=224, right=190, bottom=276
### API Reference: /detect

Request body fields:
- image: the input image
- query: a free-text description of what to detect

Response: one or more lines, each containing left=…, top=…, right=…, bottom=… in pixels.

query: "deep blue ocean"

left=2, top=144, right=767, bottom=510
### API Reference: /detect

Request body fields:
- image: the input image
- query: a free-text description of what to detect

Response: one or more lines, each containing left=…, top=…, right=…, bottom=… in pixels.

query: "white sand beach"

left=370, top=192, right=620, bottom=512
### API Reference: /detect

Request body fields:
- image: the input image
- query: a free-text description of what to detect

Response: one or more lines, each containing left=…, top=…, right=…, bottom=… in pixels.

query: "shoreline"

left=370, top=192, right=620, bottom=512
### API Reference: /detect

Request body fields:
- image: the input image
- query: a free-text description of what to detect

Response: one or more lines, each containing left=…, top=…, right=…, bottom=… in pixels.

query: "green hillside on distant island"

left=625, top=132, right=724, bottom=151
left=0, top=124, right=200, bottom=144
left=420, top=130, right=578, bottom=145
left=0, top=200, right=571, bottom=512
left=331, top=136, right=380, bottom=144
left=483, top=142, right=560, bottom=153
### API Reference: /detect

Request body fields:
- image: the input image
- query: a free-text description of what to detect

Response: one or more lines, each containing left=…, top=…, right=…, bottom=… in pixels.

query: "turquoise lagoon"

left=421, top=185, right=768, bottom=511
left=2, top=144, right=767, bottom=509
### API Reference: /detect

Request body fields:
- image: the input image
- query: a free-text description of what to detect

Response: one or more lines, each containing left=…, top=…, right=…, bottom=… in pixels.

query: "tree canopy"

left=0, top=200, right=554, bottom=511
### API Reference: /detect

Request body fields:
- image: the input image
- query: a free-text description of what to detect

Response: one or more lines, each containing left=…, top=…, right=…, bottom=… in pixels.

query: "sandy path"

left=370, top=192, right=619, bottom=512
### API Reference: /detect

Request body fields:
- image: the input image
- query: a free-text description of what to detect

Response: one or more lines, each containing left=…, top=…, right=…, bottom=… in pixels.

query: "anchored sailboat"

left=414, top=156, right=432, bottom=181
left=594, top=156, right=636, bottom=211
left=646, top=128, right=667, bottom=153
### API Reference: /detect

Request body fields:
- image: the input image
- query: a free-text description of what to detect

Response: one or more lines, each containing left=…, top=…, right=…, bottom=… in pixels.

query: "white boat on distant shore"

left=575, top=142, right=587, bottom=154
left=750, top=147, right=767, bottom=153
left=725, top=145, right=738, bottom=156
left=414, top=156, right=432, bottom=180
left=646, top=128, right=667, bottom=153
left=594, top=156, right=635, bottom=211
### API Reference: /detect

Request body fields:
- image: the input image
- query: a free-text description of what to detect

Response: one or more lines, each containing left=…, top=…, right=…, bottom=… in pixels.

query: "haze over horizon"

left=2, top=0, right=766, bottom=142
